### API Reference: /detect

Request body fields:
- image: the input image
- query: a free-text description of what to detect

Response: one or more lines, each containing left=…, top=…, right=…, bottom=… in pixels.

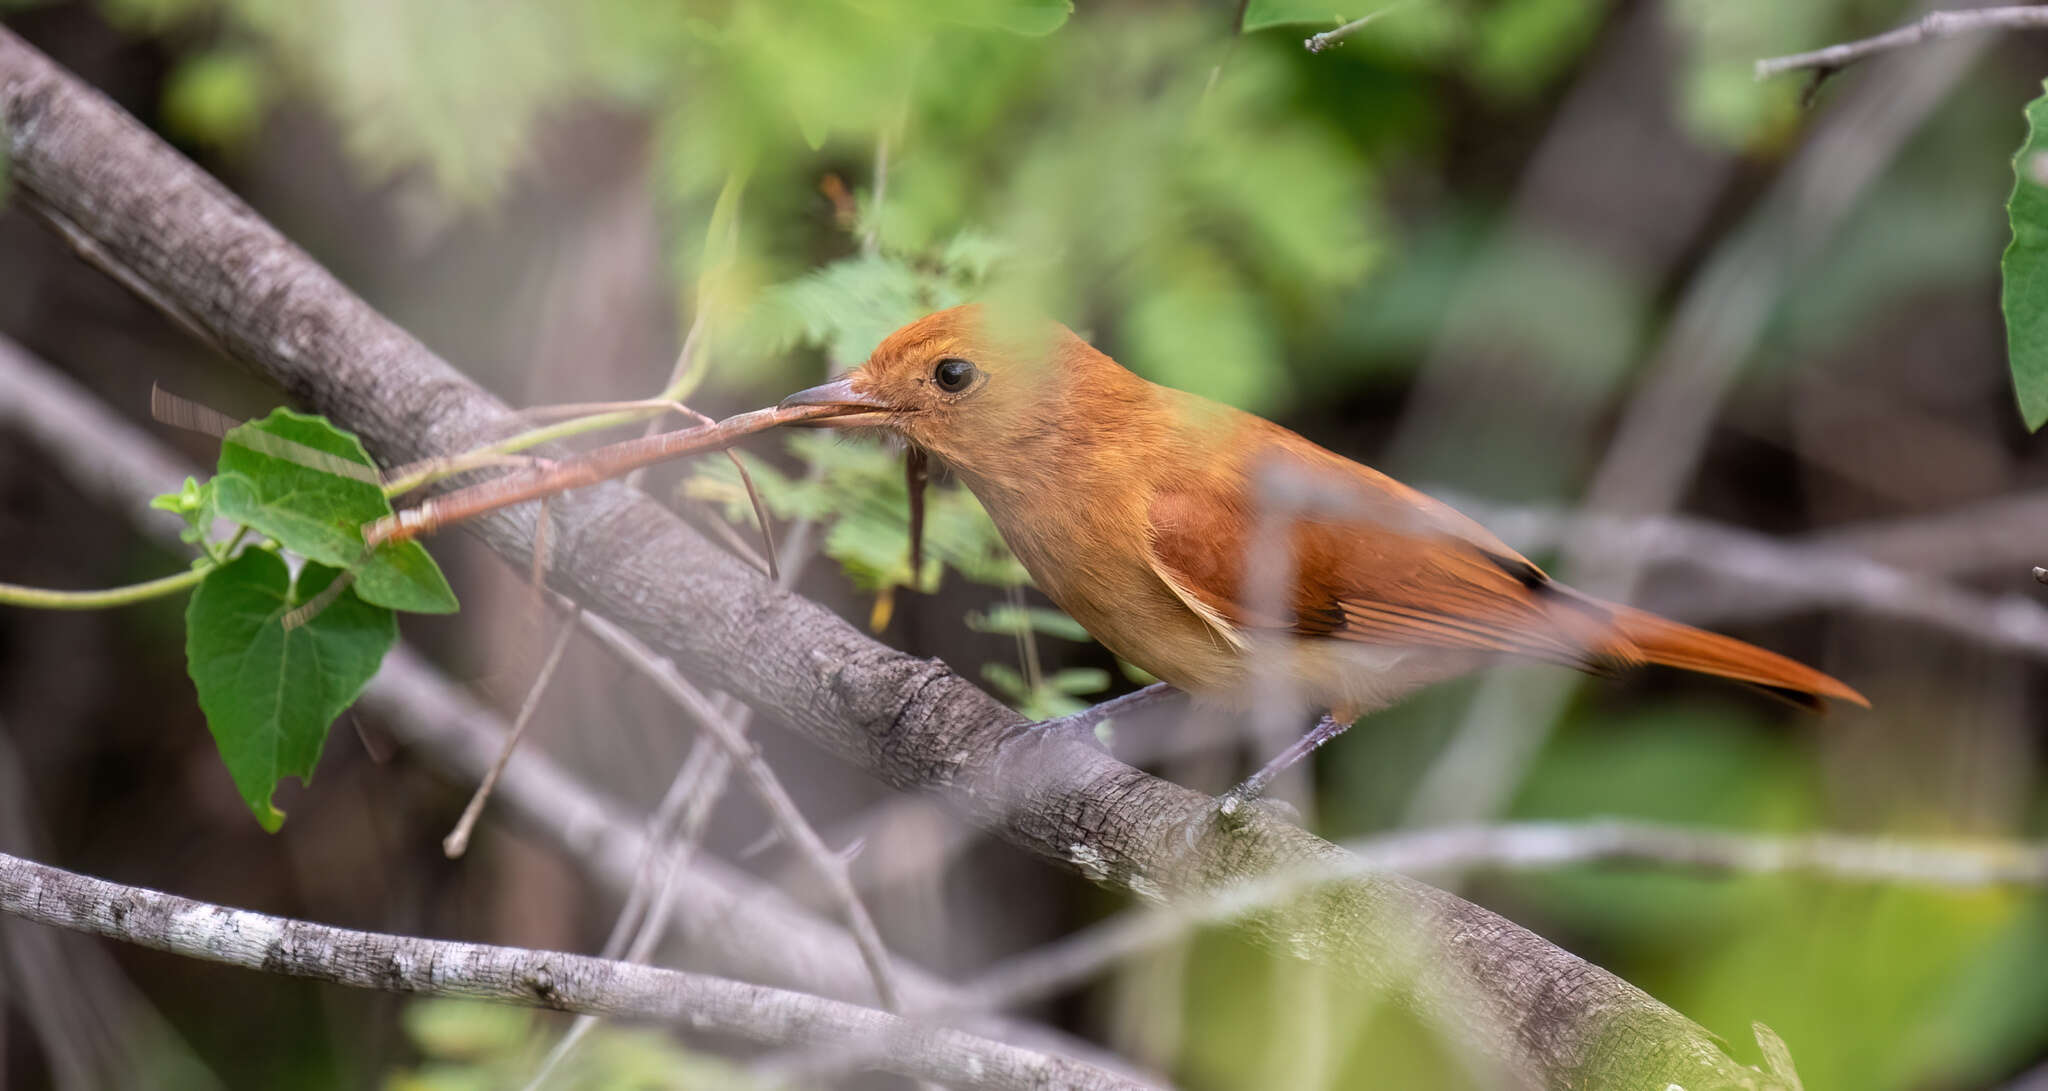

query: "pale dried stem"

left=442, top=615, right=579, bottom=858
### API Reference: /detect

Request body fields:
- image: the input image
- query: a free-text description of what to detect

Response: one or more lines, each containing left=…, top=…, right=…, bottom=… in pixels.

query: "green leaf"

left=2002, top=82, right=2048, bottom=431
left=941, top=0, right=1074, bottom=36
left=213, top=409, right=457, bottom=613
left=150, top=475, right=219, bottom=547
left=1245, top=1, right=1363, bottom=33
left=981, top=662, right=1031, bottom=703
left=1045, top=667, right=1111, bottom=695
left=1753, top=1023, right=1803, bottom=1091
left=967, top=603, right=1090, bottom=641
left=979, top=662, right=1102, bottom=719
left=185, top=550, right=396, bottom=831
left=741, top=253, right=957, bottom=365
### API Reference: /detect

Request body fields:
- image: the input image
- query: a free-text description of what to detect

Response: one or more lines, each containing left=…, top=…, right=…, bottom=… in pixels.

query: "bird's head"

left=778, top=304, right=1106, bottom=478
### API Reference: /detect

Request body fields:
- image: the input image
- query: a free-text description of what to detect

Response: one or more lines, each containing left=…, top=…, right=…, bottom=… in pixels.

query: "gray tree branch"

left=1756, top=5, right=2048, bottom=80
left=0, top=850, right=1143, bottom=1091
left=0, top=27, right=1785, bottom=1087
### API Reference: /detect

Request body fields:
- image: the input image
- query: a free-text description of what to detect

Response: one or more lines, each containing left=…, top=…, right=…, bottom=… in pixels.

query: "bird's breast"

left=963, top=475, right=1248, bottom=696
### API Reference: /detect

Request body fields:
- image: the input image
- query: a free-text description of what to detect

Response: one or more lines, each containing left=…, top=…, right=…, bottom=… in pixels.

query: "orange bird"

left=781, top=305, right=1866, bottom=810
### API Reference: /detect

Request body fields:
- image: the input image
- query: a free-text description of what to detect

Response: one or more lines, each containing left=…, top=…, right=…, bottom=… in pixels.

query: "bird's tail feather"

left=1598, top=604, right=1868, bottom=711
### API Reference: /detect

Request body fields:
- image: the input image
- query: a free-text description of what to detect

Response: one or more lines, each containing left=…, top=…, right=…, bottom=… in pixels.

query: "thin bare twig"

left=532, top=525, right=847, bottom=1088
left=1755, top=5, right=2048, bottom=80
left=442, top=615, right=579, bottom=858
left=0, top=851, right=1143, bottom=1091
left=522, top=740, right=733, bottom=1091
left=593, top=633, right=906, bottom=1011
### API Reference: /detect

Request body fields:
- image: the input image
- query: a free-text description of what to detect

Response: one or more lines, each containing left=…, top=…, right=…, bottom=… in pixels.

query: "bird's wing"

left=1143, top=450, right=1625, bottom=671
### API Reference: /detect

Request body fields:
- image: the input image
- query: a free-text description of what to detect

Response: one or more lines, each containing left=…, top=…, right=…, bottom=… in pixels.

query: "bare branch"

left=0, top=29, right=1794, bottom=1087
left=1346, top=822, right=2048, bottom=884
left=1814, top=491, right=2048, bottom=579
left=525, top=740, right=732, bottom=1090
left=1450, top=499, right=2048, bottom=663
left=0, top=731, right=226, bottom=1090
left=1756, top=6, right=2048, bottom=81
left=442, top=614, right=579, bottom=858
left=960, top=820, right=2048, bottom=1015
left=564, top=618, right=908, bottom=1011
left=0, top=851, right=1147, bottom=1091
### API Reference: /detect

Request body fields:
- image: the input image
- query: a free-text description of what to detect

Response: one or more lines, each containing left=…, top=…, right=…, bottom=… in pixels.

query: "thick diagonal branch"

left=0, top=28, right=1786, bottom=1089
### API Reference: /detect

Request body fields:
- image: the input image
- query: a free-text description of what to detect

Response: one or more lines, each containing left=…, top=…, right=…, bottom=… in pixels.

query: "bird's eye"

left=932, top=357, right=977, bottom=393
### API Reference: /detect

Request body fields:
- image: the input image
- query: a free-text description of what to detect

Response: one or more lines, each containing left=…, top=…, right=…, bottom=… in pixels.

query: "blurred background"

left=1, top=0, right=2046, bottom=1087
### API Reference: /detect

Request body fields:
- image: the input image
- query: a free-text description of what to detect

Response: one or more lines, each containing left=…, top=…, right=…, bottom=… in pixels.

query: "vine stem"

left=0, top=567, right=204, bottom=609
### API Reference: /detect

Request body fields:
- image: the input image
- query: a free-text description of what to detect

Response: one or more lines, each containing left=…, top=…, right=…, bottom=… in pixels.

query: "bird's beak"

left=777, top=376, right=893, bottom=426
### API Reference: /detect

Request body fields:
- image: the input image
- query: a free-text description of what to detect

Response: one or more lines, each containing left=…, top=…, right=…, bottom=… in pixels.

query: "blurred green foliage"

left=385, top=1000, right=772, bottom=1091
left=1163, top=696, right=2048, bottom=1091
left=160, top=47, right=266, bottom=148
left=1502, top=706, right=2048, bottom=1091
left=685, top=431, right=1026, bottom=595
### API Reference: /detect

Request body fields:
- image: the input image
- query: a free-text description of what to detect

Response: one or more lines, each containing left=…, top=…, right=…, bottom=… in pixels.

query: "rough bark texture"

left=0, top=27, right=1789, bottom=1089
left=0, top=852, right=1142, bottom=1091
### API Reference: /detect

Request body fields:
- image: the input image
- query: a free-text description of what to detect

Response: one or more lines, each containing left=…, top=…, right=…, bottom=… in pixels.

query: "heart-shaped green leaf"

left=186, top=550, right=396, bottom=831
left=214, top=408, right=457, bottom=613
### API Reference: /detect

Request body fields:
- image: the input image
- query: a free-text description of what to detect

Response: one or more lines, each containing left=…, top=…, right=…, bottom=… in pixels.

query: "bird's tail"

left=1597, top=604, right=1868, bottom=711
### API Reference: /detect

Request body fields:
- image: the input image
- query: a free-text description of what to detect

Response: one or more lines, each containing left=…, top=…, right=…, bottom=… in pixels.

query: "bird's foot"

left=1214, top=779, right=1264, bottom=826
left=1186, top=789, right=1299, bottom=847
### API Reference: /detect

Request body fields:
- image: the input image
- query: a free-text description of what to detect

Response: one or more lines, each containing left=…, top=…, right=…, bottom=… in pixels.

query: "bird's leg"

left=1034, top=682, right=1184, bottom=750
left=1217, top=709, right=1356, bottom=820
